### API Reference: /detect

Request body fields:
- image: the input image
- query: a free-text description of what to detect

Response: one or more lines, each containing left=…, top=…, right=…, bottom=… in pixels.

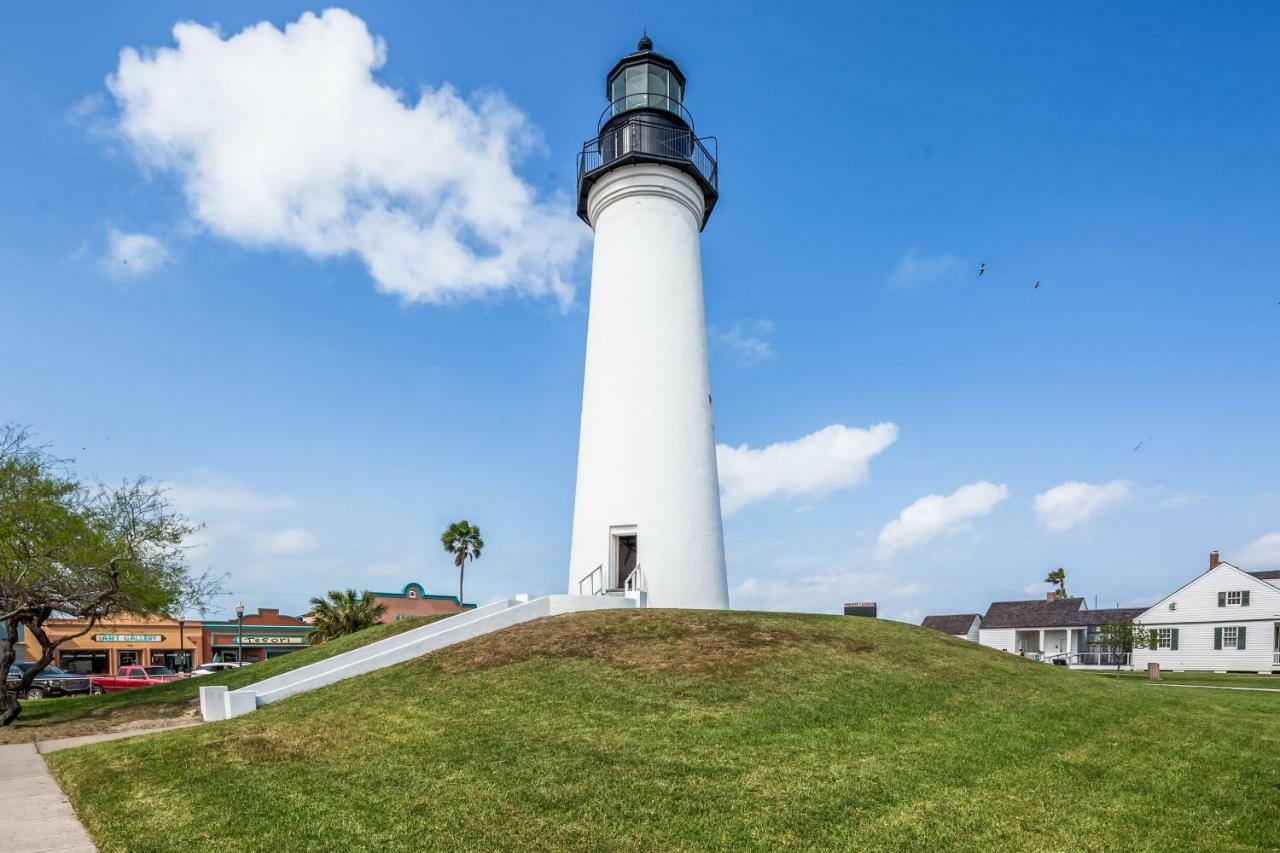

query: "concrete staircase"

left=199, top=593, right=640, bottom=721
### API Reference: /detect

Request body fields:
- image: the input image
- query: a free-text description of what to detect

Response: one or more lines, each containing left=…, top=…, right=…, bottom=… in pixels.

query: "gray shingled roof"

left=1249, top=570, right=1280, bottom=581
left=921, top=614, right=980, bottom=634
left=981, top=598, right=1148, bottom=629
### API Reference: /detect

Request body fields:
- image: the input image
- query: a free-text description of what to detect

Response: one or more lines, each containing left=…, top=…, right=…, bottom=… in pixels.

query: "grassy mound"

left=1, top=615, right=445, bottom=743
left=48, top=610, right=1280, bottom=851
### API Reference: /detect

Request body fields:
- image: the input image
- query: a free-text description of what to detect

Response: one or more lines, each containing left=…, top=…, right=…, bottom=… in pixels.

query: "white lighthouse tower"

left=567, top=35, right=729, bottom=609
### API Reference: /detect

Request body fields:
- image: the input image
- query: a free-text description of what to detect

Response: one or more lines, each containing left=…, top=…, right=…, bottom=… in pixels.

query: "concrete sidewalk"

left=1149, top=682, right=1280, bottom=694
left=0, top=743, right=95, bottom=853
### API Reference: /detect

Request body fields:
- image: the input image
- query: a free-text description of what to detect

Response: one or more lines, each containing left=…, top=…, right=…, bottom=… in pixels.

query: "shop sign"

left=216, top=634, right=307, bottom=646
left=93, top=634, right=164, bottom=643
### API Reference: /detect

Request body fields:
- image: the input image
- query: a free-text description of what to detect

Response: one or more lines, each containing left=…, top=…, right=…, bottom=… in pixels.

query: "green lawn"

left=1, top=615, right=444, bottom=742
left=48, top=609, right=1280, bottom=851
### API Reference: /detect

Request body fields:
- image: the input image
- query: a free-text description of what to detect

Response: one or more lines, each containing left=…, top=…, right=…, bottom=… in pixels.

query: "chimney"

left=1209, top=550, right=1221, bottom=570
left=1046, top=591, right=1057, bottom=602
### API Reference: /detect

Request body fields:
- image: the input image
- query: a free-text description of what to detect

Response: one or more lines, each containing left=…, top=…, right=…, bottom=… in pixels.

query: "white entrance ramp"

left=199, top=593, right=638, bottom=721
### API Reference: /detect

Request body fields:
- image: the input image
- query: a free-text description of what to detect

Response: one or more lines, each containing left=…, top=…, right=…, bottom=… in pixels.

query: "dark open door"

left=615, top=535, right=637, bottom=588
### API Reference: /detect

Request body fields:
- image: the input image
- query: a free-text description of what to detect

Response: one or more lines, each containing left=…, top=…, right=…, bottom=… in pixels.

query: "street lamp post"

left=177, top=619, right=186, bottom=672
left=235, top=602, right=245, bottom=665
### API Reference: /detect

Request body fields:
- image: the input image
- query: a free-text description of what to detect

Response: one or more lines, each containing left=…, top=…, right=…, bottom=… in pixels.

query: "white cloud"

left=711, top=320, right=775, bottom=366
left=1237, top=532, right=1280, bottom=569
left=106, top=228, right=170, bottom=276
left=1032, top=480, right=1131, bottom=534
left=877, top=481, right=1009, bottom=554
left=1023, top=581, right=1051, bottom=595
left=733, top=570, right=923, bottom=614
left=716, top=423, right=898, bottom=516
left=255, top=527, right=321, bottom=556
left=887, top=250, right=966, bottom=288
left=106, top=9, right=585, bottom=306
left=164, top=473, right=296, bottom=515
left=1159, top=493, right=1197, bottom=510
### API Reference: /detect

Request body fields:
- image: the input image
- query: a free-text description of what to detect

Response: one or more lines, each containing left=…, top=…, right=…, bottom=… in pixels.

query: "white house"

left=978, top=595, right=1146, bottom=668
left=1132, top=551, right=1280, bottom=674
left=921, top=613, right=981, bottom=642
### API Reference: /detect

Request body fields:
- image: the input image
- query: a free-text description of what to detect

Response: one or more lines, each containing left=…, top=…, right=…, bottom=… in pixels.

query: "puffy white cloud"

left=1237, top=532, right=1280, bottom=569
left=716, top=423, right=898, bottom=516
left=877, top=481, right=1009, bottom=554
left=106, top=9, right=585, bottom=306
left=711, top=320, right=775, bottom=366
left=1032, top=480, right=1131, bottom=534
left=887, top=250, right=966, bottom=287
left=255, top=527, right=321, bottom=556
left=105, top=228, right=170, bottom=276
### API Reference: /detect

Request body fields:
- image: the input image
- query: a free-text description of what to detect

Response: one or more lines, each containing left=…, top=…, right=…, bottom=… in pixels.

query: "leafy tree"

left=306, top=589, right=386, bottom=643
left=1089, top=621, right=1157, bottom=677
left=441, top=520, right=483, bottom=607
left=0, top=423, right=217, bottom=725
left=1044, top=567, right=1068, bottom=598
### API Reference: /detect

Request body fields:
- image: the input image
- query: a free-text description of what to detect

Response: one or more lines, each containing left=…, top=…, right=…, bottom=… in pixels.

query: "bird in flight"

left=978, top=263, right=985, bottom=277
left=1034, top=281, right=1041, bottom=289
left=1134, top=435, right=1152, bottom=452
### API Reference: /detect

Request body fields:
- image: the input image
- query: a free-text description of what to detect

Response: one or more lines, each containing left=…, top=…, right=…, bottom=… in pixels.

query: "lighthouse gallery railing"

left=577, top=117, right=718, bottom=192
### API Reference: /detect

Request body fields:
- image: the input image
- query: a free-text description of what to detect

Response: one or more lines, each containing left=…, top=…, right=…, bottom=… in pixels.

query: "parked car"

left=89, top=665, right=183, bottom=694
left=6, top=663, right=93, bottom=700
left=189, top=662, right=247, bottom=677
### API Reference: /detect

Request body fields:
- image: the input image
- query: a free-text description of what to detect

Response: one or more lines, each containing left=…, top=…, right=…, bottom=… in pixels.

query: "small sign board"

left=220, top=634, right=307, bottom=646
left=93, top=634, right=164, bottom=643
left=843, top=602, right=877, bottom=618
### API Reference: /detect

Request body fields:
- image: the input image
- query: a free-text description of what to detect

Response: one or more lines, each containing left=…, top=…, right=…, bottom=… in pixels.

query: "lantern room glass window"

left=610, top=63, right=683, bottom=116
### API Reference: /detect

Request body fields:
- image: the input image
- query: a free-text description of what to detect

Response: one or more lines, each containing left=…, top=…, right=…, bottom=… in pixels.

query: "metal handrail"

left=623, top=564, right=643, bottom=593
left=577, top=564, right=604, bottom=596
left=578, top=117, right=718, bottom=192
left=598, top=96, right=696, bottom=132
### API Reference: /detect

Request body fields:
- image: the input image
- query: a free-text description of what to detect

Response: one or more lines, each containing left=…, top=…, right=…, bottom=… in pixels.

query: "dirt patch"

left=0, top=702, right=199, bottom=744
left=426, top=608, right=871, bottom=677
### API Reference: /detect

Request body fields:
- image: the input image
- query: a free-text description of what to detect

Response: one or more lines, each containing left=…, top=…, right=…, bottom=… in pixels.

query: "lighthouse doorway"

left=611, top=529, right=638, bottom=590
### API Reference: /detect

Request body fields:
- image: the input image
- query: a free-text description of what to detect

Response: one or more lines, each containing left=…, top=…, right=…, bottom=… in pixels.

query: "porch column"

left=1039, top=629, right=1045, bottom=654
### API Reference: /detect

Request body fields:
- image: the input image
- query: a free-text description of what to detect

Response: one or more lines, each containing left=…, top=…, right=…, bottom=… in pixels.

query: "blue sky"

left=2, top=2, right=1278, bottom=622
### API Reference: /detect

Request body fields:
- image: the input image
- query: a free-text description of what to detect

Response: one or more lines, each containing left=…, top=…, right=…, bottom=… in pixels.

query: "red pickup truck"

left=89, top=665, right=184, bottom=694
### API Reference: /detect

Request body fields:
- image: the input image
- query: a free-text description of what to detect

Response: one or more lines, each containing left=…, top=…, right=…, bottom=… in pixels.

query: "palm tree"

left=441, top=520, right=483, bottom=607
left=1044, top=567, right=1067, bottom=598
left=306, top=589, right=386, bottom=643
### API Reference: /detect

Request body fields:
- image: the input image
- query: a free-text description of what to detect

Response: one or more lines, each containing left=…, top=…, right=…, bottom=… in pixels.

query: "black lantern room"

left=576, top=35, right=719, bottom=228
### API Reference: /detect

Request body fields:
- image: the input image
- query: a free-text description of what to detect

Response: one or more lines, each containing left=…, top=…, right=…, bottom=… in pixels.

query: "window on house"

left=1156, top=628, right=1173, bottom=649
left=1222, top=627, right=1239, bottom=649
left=1226, top=591, right=1242, bottom=606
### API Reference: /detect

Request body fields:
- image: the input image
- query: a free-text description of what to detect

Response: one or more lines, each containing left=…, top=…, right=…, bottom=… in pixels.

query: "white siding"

left=978, top=627, right=1016, bottom=652
left=1132, top=563, right=1280, bottom=672
left=964, top=617, right=980, bottom=643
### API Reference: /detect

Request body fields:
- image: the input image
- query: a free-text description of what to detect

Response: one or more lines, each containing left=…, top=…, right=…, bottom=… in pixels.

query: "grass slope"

left=0, top=615, right=445, bottom=743
left=49, top=610, right=1280, bottom=851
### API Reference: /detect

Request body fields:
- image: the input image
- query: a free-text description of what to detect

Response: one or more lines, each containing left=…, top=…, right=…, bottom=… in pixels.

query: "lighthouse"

left=567, top=35, right=730, bottom=609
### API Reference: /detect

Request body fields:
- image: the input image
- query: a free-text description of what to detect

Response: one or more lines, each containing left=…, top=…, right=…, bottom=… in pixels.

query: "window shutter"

left=1242, top=590, right=1250, bottom=606
left=1238, top=627, right=1246, bottom=650
left=1218, top=592, right=1226, bottom=607
left=1171, top=629, right=1179, bottom=651
left=1214, top=628, right=1222, bottom=650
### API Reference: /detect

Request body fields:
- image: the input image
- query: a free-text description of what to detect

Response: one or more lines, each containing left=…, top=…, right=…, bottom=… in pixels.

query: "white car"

left=190, top=662, right=248, bottom=677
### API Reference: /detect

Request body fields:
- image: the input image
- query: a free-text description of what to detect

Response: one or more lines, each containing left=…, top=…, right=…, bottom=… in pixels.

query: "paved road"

left=0, top=743, right=95, bottom=853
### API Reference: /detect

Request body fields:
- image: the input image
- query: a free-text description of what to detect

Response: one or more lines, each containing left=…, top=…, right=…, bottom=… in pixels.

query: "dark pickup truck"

left=6, top=663, right=94, bottom=699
